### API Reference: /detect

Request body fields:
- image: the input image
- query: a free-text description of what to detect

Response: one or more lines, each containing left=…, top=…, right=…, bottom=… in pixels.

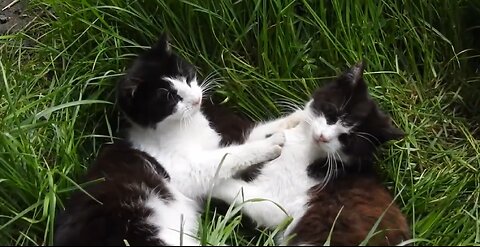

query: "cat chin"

left=167, top=108, right=201, bottom=121
left=314, top=141, right=342, bottom=155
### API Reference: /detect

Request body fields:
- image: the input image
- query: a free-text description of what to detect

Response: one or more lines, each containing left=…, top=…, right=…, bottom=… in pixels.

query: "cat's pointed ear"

left=337, top=61, right=365, bottom=84
left=383, top=124, right=405, bottom=141
left=151, top=32, right=172, bottom=55
left=349, top=61, right=365, bottom=85
left=118, top=76, right=141, bottom=98
left=337, top=61, right=368, bottom=95
left=116, top=75, right=142, bottom=111
left=378, top=116, right=405, bottom=143
left=338, top=60, right=366, bottom=87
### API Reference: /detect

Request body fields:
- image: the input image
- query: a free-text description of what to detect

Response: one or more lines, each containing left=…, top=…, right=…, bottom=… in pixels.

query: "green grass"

left=1, top=0, right=480, bottom=245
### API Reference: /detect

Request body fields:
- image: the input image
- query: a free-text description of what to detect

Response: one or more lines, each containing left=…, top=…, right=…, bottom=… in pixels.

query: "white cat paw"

left=258, top=132, right=285, bottom=161
left=266, top=131, right=286, bottom=147
left=279, top=110, right=305, bottom=130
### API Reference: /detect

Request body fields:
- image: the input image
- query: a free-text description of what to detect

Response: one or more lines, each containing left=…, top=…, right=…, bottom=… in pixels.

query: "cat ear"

left=116, top=75, right=142, bottom=111
left=119, top=77, right=142, bottom=98
left=383, top=125, right=405, bottom=141
left=346, top=61, right=365, bottom=85
left=151, top=32, right=172, bottom=55
left=337, top=60, right=366, bottom=87
left=378, top=116, right=405, bottom=143
left=349, top=61, right=365, bottom=85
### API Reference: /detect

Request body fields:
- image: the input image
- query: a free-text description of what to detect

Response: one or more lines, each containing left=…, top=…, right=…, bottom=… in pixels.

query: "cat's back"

left=288, top=173, right=410, bottom=246
left=54, top=141, right=176, bottom=246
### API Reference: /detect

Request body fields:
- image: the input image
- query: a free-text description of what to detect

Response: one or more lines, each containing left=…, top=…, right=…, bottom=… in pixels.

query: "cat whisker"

left=200, top=82, right=220, bottom=96
left=276, top=100, right=302, bottom=115
left=201, top=78, right=220, bottom=90
left=180, top=108, right=194, bottom=129
left=328, top=153, right=334, bottom=182
left=334, top=151, right=345, bottom=174
left=355, top=131, right=380, bottom=144
left=201, top=70, right=221, bottom=85
left=340, top=93, right=353, bottom=112
left=320, top=153, right=334, bottom=192
left=304, top=114, right=315, bottom=126
left=180, top=112, right=187, bottom=129
left=355, top=133, right=376, bottom=147
left=200, top=72, right=222, bottom=89
left=315, top=155, right=329, bottom=193
left=333, top=154, right=338, bottom=180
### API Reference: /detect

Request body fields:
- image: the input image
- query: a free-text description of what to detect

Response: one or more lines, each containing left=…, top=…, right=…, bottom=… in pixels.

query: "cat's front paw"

left=259, top=132, right=286, bottom=161
left=280, top=110, right=305, bottom=130
left=267, top=131, right=286, bottom=147
left=264, top=110, right=305, bottom=139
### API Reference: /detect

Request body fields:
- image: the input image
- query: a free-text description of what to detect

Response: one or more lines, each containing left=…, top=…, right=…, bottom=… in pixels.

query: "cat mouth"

left=314, top=139, right=337, bottom=153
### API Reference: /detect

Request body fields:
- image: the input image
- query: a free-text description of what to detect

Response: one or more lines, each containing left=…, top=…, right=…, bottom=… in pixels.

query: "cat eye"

left=166, top=92, right=182, bottom=101
left=326, top=114, right=338, bottom=125
left=156, top=88, right=181, bottom=102
left=322, top=104, right=338, bottom=124
left=341, top=117, right=355, bottom=127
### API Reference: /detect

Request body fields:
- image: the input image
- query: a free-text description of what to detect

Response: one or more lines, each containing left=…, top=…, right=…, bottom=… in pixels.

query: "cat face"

left=117, top=34, right=203, bottom=127
left=305, top=62, right=404, bottom=160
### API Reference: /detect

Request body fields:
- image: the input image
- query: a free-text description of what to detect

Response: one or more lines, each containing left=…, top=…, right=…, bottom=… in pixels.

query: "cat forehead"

left=164, top=76, right=197, bottom=89
left=137, top=51, right=195, bottom=80
left=312, top=88, right=346, bottom=106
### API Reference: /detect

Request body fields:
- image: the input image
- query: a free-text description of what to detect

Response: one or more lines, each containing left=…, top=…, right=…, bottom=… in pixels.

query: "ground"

left=0, top=0, right=30, bottom=35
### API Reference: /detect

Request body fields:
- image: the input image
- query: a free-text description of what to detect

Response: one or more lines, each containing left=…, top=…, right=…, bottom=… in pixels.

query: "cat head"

left=304, top=62, right=404, bottom=162
left=117, top=34, right=203, bottom=128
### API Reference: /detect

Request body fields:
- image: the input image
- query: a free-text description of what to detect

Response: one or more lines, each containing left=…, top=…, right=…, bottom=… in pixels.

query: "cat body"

left=54, top=141, right=199, bottom=246
left=212, top=62, right=411, bottom=245
left=54, top=35, right=285, bottom=246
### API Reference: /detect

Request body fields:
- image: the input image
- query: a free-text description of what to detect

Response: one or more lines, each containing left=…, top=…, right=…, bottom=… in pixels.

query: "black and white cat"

left=53, top=35, right=291, bottom=246
left=211, top=62, right=410, bottom=245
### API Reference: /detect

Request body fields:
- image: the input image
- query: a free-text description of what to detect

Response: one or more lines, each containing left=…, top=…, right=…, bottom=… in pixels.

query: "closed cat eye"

left=156, top=88, right=178, bottom=101
left=323, top=103, right=338, bottom=114
left=320, top=104, right=338, bottom=124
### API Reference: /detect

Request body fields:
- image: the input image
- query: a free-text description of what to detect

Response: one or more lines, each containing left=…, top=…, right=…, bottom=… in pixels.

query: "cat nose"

left=315, top=134, right=330, bottom=143
left=192, top=98, right=201, bottom=106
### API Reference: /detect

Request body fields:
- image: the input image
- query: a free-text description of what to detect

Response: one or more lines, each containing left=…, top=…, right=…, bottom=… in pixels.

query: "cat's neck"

left=127, top=111, right=219, bottom=152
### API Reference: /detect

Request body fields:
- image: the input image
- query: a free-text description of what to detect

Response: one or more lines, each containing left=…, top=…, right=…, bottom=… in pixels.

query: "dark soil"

left=0, top=0, right=31, bottom=35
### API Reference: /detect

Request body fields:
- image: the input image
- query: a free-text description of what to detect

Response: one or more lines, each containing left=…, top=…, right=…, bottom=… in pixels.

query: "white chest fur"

left=128, top=112, right=222, bottom=198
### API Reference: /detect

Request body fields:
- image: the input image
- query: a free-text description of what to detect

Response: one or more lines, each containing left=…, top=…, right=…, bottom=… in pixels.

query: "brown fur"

left=288, top=174, right=410, bottom=246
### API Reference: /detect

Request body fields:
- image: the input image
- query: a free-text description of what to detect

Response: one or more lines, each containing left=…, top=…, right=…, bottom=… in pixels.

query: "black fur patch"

left=233, top=162, right=266, bottom=182
left=201, top=96, right=255, bottom=146
left=54, top=141, right=172, bottom=246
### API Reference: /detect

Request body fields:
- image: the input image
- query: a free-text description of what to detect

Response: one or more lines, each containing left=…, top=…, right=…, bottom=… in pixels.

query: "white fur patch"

left=145, top=184, right=200, bottom=246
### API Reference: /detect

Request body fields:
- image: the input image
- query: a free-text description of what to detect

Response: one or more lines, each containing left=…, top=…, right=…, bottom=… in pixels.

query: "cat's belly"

left=147, top=150, right=213, bottom=198
left=240, top=144, right=318, bottom=229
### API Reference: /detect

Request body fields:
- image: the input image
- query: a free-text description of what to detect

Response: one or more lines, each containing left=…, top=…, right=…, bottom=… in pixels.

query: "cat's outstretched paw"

left=260, top=132, right=286, bottom=160
left=280, top=110, right=305, bottom=130
left=267, top=131, right=286, bottom=147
